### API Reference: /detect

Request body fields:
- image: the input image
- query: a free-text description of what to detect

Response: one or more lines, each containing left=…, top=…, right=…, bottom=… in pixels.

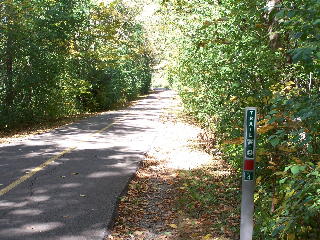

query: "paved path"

left=0, top=90, right=173, bottom=240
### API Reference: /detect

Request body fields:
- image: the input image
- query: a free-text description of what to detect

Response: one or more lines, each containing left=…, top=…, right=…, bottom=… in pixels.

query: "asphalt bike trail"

left=0, top=90, right=173, bottom=240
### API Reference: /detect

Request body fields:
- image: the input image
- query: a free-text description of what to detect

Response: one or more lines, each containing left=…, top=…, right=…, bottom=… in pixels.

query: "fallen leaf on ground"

left=169, top=224, right=177, bottom=229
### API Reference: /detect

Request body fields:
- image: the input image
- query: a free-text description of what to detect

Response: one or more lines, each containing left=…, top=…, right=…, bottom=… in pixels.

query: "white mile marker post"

left=240, top=107, right=257, bottom=240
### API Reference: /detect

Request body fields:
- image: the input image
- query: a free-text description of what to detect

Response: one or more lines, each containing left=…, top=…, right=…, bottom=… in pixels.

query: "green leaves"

left=285, top=165, right=306, bottom=175
left=290, top=165, right=304, bottom=175
left=291, top=47, right=316, bottom=63
left=269, top=162, right=320, bottom=238
left=270, top=137, right=280, bottom=147
left=313, top=19, right=320, bottom=25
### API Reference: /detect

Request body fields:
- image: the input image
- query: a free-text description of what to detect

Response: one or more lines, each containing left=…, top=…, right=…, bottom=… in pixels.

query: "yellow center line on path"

left=93, top=121, right=117, bottom=135
left=0, top=120, right=117, bottom=197
left=0, top=147, right=76, bottom=197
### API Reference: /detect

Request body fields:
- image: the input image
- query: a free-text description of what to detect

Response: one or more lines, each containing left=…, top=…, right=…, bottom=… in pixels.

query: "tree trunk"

left=265, top=0, right=282, bottom=50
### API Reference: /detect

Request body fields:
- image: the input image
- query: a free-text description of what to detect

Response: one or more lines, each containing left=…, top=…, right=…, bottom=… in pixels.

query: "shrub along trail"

left=107, top=93, right=240, bottom=240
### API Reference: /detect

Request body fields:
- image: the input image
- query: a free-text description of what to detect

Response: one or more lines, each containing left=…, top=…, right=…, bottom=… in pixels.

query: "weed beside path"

left=107, top=93, right=240, bottom=240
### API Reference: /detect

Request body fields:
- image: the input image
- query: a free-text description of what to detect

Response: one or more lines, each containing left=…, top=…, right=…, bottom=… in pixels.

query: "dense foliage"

left=158, top=0, right=320, bottom=239
left=0, top=0, right=152, bottom=129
